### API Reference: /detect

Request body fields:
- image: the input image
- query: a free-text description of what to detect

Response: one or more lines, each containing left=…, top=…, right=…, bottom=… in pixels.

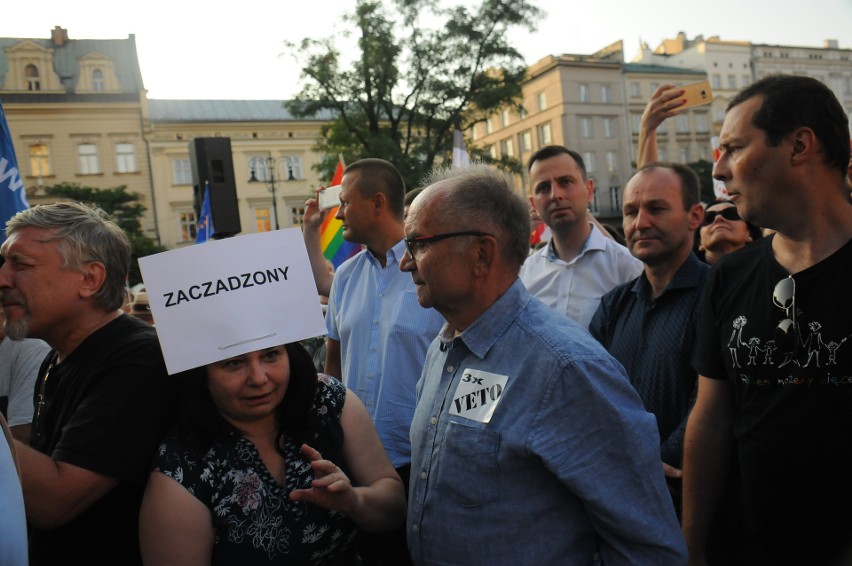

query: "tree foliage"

left=286, top=0, right=541, bottom=187
left=686, top=159, right=718, bottom=204
left=45, top=183, right=166, bottom=286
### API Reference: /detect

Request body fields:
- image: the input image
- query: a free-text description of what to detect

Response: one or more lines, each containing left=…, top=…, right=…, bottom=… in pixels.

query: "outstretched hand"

left=288, top=444, right=360, bottom=516
left=641, top=83, right=687, bottom=134
left=303, top=189, right=329, bottom=233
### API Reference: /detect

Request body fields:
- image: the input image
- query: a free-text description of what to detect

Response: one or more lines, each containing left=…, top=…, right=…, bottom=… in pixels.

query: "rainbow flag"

left=320, top=158, right=360, bottom=269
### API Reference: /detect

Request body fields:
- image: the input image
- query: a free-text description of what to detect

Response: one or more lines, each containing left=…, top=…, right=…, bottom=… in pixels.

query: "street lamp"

left=248, top=156, right=296, bottom=231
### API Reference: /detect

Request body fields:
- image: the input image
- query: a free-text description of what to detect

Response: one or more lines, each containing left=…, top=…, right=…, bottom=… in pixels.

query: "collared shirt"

left=326, top=239, right=444, bottom=468
left=519, top=223, right=643, bottom=329
left=407, top=279, right=686, bottom=565
left=589, top=253, right=709, bottom=466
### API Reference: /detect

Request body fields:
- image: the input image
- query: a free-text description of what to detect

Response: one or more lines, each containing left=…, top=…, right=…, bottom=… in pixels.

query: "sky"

left=2, top=0, right=850, bottom=101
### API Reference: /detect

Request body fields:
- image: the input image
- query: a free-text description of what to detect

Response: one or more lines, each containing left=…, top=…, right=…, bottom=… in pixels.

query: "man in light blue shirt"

left=324, top=158, right=444, bottom=565
left=520, top=146, right=642, bottom=328
left=401, top=164, right=686, bottom=565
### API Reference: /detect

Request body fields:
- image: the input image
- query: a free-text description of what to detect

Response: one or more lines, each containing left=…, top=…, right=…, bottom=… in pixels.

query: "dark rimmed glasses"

left=773, top=275, right=798, bottom=354
left=404, top=231, right=493, bottom=258
left=702, top=207, right=742, bottom=226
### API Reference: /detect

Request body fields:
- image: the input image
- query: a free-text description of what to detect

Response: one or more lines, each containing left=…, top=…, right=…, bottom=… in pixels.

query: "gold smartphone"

left=669, top=80, right=714, bottom=110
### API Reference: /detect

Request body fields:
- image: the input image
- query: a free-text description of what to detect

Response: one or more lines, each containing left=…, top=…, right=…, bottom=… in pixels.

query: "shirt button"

left=412, top=525, right=419, bottom=532
left=430, top=417, right=437, bottom=425
left=420, top=471, right=427, bottom=480
left=446, top=366, right=454, bottom=373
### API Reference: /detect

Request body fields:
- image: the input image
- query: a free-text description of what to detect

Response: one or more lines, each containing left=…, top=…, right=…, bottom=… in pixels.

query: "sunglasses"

left=702, top=207, right=741, bottom=226
left=772, top=275, right=798, bottom=354
left=404, top=231, right=493, bottom=258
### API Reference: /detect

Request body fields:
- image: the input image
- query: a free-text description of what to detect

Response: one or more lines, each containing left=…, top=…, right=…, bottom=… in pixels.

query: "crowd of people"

left=0, top=73, right=851, bottom=565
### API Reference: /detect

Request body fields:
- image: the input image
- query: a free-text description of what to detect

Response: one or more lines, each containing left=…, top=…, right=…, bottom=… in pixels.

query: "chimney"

left=51, top=26, right=69, bottom=47
left=824, top=39, right=839, bottom=49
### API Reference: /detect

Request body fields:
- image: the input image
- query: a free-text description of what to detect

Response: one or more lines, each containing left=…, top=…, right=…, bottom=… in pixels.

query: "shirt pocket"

left=435, top=420, right=500, bottom=508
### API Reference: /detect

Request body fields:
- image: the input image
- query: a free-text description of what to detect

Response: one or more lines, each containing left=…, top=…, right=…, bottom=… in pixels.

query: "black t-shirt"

left=28, top=314, right=178, bottom=566
left=694, top=236, right=852, bottom=565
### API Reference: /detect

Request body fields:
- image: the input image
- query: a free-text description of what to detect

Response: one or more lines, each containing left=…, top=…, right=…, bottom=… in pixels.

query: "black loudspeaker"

left=189, top=137, right=241, bottom=238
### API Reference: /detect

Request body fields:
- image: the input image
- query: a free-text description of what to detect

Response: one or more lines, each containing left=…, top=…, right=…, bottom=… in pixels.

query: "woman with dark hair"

left=697, top=200, right=761, bottom=265
left=139, top=341, right=405, bottom=565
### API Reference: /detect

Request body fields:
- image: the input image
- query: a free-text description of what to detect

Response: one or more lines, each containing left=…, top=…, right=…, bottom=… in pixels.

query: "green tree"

left=686, top=159, right=718, bottom=204
left=286, top=0, right=541, bottom=187
left=46, top=182, right=166, bottom=287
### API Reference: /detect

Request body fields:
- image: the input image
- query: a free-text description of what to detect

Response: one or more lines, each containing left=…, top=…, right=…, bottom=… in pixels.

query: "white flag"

left=452, top=129, right=469, bottom=168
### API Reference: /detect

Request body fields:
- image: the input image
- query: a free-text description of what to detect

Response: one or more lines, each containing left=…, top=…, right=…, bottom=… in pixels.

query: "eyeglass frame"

left=772, top=275, right=798, bottom=354
left=404, top=231, right=493, bottom=258
left=701, top=207, right=742, bottom=226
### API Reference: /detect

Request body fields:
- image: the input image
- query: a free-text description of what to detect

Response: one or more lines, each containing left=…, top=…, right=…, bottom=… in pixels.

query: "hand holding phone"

left=318, top=185, right=342, bottom=210
left=666, top=80, right=714, bottom=110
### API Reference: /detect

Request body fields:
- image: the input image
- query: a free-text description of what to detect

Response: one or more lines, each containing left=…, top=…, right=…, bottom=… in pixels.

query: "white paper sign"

left=139, top=229, right=326, bottom=374
left=449, top=368, right=508, bottom=423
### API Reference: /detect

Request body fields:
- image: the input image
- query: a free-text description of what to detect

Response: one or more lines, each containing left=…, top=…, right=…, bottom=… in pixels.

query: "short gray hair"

left=6, top=202, right=131, bottom=311
left=421, top=164, right=529, bottom=272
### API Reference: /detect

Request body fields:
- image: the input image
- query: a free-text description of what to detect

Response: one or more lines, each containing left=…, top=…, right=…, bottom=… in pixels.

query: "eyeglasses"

left=772, top=275, right=798, bottom=354
left=702, top=207, right=742, bottom=226
left=404, top=231, right=493, bottom=258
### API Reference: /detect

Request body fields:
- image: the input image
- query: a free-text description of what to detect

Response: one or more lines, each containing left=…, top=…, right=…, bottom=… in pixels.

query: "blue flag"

left=195, top=181, right=215, bottom=244
left=0, top=100, right=29, bottom=243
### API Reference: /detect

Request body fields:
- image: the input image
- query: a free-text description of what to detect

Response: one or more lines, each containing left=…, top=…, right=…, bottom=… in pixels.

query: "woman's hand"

left=288, top=443, right=361, bottom=516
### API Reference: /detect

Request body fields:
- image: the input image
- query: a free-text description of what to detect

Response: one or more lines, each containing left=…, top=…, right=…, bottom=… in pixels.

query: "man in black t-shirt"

left=682, top=75, right=852, bottom=566
left=0, top=202, right=177, bottom=565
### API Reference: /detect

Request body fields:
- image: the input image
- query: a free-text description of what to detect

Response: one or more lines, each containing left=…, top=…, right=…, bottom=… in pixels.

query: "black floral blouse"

left=153, top=374, right=358, bottom=565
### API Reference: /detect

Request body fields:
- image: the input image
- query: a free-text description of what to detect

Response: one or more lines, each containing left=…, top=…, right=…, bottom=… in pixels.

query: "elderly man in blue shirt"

left=400, top=164, right=686, bottom=565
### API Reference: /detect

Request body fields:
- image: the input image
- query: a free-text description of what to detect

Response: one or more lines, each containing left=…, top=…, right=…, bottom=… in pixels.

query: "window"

left=631, top=82, right=641, bottom=97
left=680, top=147, right=690, bottom=163
left=290, top=206, right=305, bottom=229
left=580, top=117, right=593, bottom=139
left=77, top=144, right=100, bottom=175
left=25, top=64, right=40, bottom=91
left=579, top=84, right=590, bottom=103
left=115, top=143, right=137, bottom=173
left=631, top=113, right=642, bottom=134
left=92, top=69, right=105, bottom=92
left=178, top=210, right=197, bottom=242
left=285, top=156, right=303, bottom=180
left=488, top=146, right=497, bottom=159
left=485, top=118, right=493, bottom=134
left=658, top=147, right=667, bottom=161
left=677, top=114, right=689, bottom=133
left=172, top=158, right=192, bottom=185
left=255, top=207, right=272, bottom=233
left=650, top=82, right=659, bottom=93
left=519, top=130, right=532, bottom=153
left=28, top=144, right=51, bottom=177
left=583, top=151, right=597, bottom=173
left=742, top=74, right=750, bottom=87
left=601, top=85, right=611, bottom=103
left=714, top=107, right=726, bottom=122
left=727, top=75, right=736, bottom=89
left=712, top=74, right=721, bottom=89
left=249, top=156, right=271, bottom=182
left=696, top=114, right=709, bottom=133
left=501, top=109, right=511, bottom=127
left=603, top=118, right=614, bottom=138
left=606, top=151, right=617, bottom=173
left=518, top=106, right=527, bottom=120
left=536, top=123, right=551, bottom=145
left=537, top=92, right=547, bottom=111
left=500, top=138, right=514, bottom=158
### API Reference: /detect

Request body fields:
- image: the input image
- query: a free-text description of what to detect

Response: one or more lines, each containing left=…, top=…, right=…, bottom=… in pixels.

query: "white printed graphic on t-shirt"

left=449, top=369, right=508, bottom=423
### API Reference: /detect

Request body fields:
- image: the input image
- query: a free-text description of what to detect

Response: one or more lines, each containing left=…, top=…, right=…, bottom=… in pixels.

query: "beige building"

left=1, top=27, right=155, bottom=234
left=473, top=43, right=631, bottom=221
left=632, top=33, right=753, bottom=135
left=146, top=100, right=334, bottom=248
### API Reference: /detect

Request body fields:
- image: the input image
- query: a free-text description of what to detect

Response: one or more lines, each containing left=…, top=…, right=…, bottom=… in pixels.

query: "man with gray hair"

left=0, top=202, right=177, bottom=565
left=400, top=164, right=686, bottom=565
